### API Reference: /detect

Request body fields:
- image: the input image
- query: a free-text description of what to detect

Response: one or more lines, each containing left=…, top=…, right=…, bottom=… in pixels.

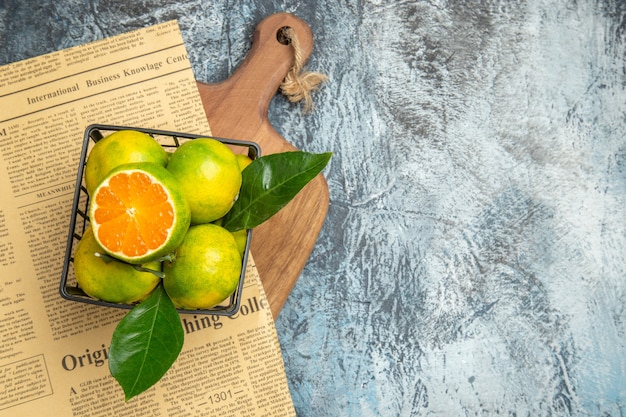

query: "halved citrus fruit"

left=85, top=130, right=168, bottom=195
left=166, top=138, right=242, bottom=224
left=89, top=162, right=191, bottom=264
left=73, top=227, right=161, bottom=304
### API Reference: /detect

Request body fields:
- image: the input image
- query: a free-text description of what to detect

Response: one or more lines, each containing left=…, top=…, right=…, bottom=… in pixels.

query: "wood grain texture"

left=2, top=1, right=625, bottom=415
left=196, top=13, right=329, bottom=318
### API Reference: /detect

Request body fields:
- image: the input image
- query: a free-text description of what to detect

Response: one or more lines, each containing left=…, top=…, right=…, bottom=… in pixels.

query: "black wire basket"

left=60, top=124, right=260, bottom=316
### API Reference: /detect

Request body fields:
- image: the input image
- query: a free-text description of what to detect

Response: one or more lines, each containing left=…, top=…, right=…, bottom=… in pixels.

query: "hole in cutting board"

left=276, top=26, right=292, bottom=45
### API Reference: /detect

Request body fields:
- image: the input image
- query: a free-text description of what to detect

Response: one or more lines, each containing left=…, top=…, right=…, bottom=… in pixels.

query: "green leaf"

left=222, top=151, right=332, bottom=231
left=109, top=285, right=184, bottom=401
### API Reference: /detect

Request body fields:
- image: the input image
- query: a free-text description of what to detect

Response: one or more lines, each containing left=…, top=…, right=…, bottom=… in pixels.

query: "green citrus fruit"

left=166, top=139, right=242, bottom=224
left=85, top=130, right=168, bottom=195
left=89, top=162, right=191, bottom=264
left=235, top=154, right=253, bottom=171
left=73, top=227, right=161, bottom=304
left=163, top=223, right=242, bottom=310
left=231, top=229, right=248, bottom=257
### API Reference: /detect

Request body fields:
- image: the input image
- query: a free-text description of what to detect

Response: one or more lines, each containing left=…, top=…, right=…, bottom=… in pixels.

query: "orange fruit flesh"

left=93, top=170, right=175, bottom=259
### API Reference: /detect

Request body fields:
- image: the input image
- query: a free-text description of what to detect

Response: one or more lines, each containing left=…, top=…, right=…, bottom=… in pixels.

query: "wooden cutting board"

left=196, top=13, right=329, bottom=318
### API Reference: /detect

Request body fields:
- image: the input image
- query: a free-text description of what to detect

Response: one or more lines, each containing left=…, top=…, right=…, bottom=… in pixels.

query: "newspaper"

left=0, top=21, right=296, bottom=417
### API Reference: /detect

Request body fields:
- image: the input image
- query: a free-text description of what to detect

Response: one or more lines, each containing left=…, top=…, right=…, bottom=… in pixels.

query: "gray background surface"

left=2, top=1, right=625, bottom=415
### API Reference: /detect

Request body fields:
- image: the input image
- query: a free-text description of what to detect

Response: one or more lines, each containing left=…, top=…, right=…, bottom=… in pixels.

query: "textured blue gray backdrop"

left=2, top=1, right=625, bottom=415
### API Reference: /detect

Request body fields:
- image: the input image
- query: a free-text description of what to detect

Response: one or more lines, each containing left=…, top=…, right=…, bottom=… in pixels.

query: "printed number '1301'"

left=208, top=389, right=233, bottom=405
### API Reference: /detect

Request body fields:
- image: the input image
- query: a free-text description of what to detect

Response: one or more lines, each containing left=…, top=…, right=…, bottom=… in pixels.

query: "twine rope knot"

left=279, top=27, right=328, bottom=112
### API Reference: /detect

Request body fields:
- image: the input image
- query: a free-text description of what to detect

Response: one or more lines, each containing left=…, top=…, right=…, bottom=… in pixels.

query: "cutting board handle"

left=248, top=12, right=314, bottom=99
left=196, top=13, right=329, bottom=317
left=198, top=13, right=313, bottom=144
